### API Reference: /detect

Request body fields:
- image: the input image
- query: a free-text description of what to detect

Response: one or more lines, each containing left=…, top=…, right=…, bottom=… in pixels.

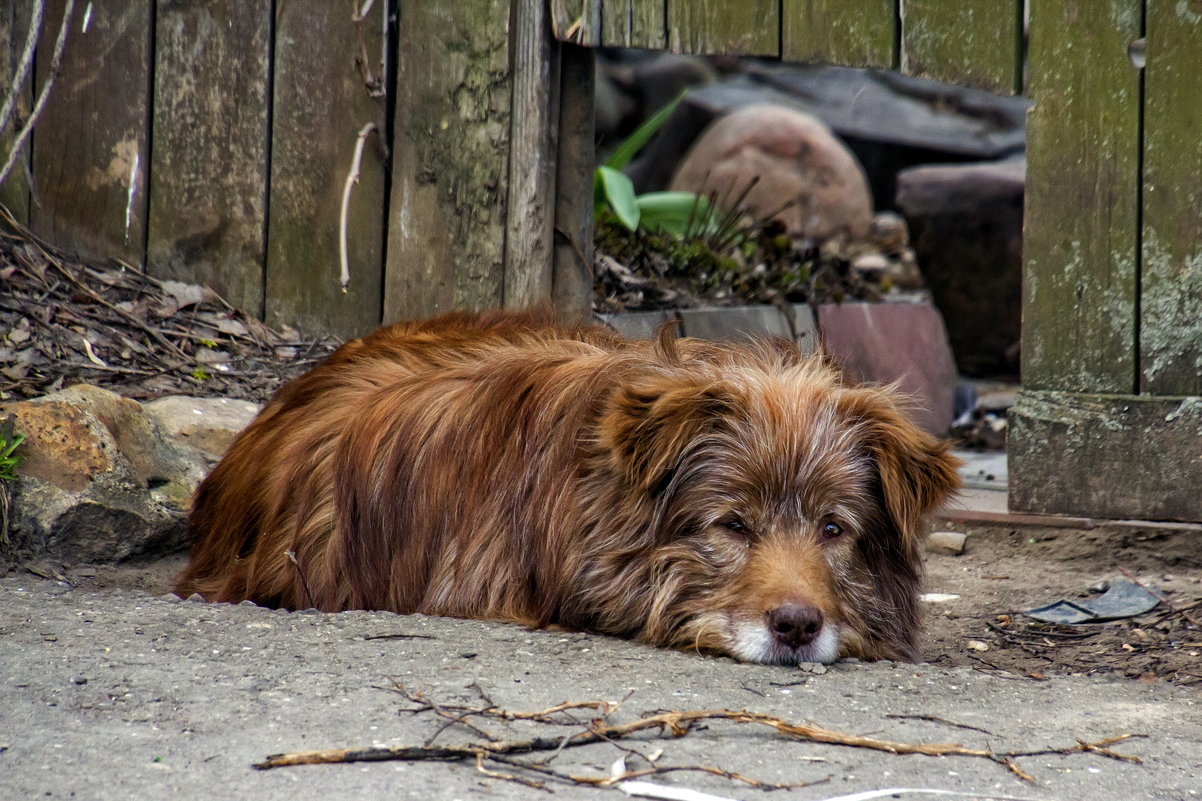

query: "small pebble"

left=966, top=640, right=989, bottom=652
left=925, top=531, right=967, bottom=556
left=1088, top=580, right=1110, bottom=593
left=797, top=662, right=828, bottom=675
left=186, top=593, right=206, bottom=602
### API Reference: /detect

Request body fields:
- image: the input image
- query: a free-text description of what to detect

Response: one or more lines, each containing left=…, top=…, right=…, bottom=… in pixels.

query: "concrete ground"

left=4, top=452, right=1200, bottom=800
left=2, top=572, right=1200, bottom=801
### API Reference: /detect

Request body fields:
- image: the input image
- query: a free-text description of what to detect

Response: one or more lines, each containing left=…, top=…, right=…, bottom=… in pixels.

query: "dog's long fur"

left=176, top=309, right=959, bottom=664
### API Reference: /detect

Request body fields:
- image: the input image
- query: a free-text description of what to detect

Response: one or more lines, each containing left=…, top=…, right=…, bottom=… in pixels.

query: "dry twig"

left=338, top=123, right=378, bottom=292
left=0, top=0, right=75, bottom=189
left=252, top=690, right=1143, bottom=787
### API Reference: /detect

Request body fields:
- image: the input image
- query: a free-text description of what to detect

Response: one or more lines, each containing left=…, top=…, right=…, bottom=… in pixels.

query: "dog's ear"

left=841, top=387, right=961, bottom=544
left=600, top=372, right=736, bottom=493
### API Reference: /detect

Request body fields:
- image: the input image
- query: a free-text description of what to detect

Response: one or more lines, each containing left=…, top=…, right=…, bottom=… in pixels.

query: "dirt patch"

left=922, top=523, right=1202, bottom=685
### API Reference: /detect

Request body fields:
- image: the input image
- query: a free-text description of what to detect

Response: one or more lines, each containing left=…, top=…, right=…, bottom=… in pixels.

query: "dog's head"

left=588, top=342, right=959, bottom=665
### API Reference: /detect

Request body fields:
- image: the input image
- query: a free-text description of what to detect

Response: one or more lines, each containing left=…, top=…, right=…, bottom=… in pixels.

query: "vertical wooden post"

left=266, top=0, right=386, bottom=339
left=148, top=0, right=270, bottom=320
left=782, top=0, right=898, bottom=68
left=1141, top=0, right=1202, bottom=395
left=900, top=0, right=1023, bottom=94
left=601, top=1, right=666, bottom=49
left=1021, top=0, right=1142, bottom=393
left=0, top=3, right=34, bottom=222
left=552, top=43, right=595, bottom=321
left=383, top=0, right=512, bottom=322
left=668, top=0, right=779, bottom=56
left=31, top=0, right=151, bottom=266
left=503, top=0, right=558, bottom=309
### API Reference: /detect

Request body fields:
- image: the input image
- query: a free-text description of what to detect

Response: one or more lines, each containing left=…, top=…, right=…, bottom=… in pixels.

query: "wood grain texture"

left=383, top=0, right=511, bottom=322
left=1009, top=391, right=1202, bottom=522
left=668, top=0, right=778, bottom=56
left=1140, top=0, right=1202, bottom=395
left=504, top=0, right=558, bottom=309
left=266, top=0, right=386, bottom=339
left=1021, top=0, right=1142, bottom=393
left=601, top=0, right=665, bottom=49
left=31, top=0, right=151, bottom=265
left=550, top=0, right=600, bottom=46
left=900, top=0, right=1021, bottom=93
left=552, top=43, right=595, bottom=320
left=0, top=2, right=34, bottom=221
left=782, top=0, right=897, bottom=68
left=148, top=0, right=270, bottom=319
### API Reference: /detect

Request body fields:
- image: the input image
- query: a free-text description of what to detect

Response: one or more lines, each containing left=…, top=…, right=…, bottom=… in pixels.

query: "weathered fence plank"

left=668, top=0, right=778, bottom=56
left=504, top=0, right=558, bottom=309
left=1009, top=392, right=1202, bottom=522
left=552, top=43, right=595, bottom=320
left=782, top=0, right=897, bottom=68
left=601, top=1, right=665, bottom=49
left=383, top=0, right=511, bottom=322
left=0, top=2, right=34, bottom=222
left=900, top=0, right=1022, bottom=94
left=32, top=0, right=151, bottom=265
left=1021, top=0, right=1142, bottom=393
left=266, top=1, right=387, bottom=339
left=148, top=0, right=270, bottom=319
left=1140, top=1, right=1202, bottom=395
left=550, top=0, right=600, bottom=46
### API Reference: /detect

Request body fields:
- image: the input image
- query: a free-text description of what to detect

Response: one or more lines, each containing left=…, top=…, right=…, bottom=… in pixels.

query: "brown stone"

left=670, top=105, right=873, bottom=242
left=0, top=385, right=208, bottom=567
left=815, top=302, right=958, bottom=437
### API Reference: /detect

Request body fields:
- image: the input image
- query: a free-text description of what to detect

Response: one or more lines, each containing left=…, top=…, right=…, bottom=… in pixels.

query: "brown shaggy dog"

left=176, top=310, right=959, bottom=664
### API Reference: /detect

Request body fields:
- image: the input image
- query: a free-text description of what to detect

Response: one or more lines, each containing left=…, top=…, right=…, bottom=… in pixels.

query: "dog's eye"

left=821, top=522, right=844, bottom=539
left=720, top=519, right=750, bottom=537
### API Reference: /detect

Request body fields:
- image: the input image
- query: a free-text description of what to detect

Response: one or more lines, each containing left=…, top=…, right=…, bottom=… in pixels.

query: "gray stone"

left=141, top=395, right=260, bottom=464
left=599, top=310, right=673, bottom=340
left=678, top=304, right=816, bottom=349
left=896, top=158, right=1025, bottom=377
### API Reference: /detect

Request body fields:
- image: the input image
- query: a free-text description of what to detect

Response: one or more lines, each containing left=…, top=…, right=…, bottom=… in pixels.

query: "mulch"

left=0, top=215, right=338, bottom=404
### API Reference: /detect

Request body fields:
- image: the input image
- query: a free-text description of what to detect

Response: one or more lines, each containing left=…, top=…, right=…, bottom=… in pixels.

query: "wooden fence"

left=3, top=0, right=1200, bottom=521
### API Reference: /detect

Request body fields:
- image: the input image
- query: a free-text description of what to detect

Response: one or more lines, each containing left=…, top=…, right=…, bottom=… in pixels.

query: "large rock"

left=670, top=105, right=873, bottom=242
left=0, top=385, right=209, bottom=568
left=629, top=62, right=1029, bottom=209
left=895, top=159, right=1024, bottom=377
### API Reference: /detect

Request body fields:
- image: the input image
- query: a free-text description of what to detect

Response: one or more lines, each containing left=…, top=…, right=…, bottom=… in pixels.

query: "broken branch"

left=252, top=691, right=1143, bottom=786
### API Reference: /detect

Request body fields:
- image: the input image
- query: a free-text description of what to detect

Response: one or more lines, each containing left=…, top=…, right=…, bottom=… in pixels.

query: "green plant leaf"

left=597, top=166, right=640, bottom=231
left=635, top=191, right=717, bottom=237
left=604, top=90, right=687, bottom=171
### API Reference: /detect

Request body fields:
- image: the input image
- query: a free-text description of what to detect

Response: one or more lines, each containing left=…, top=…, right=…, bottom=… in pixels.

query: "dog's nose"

left=766, top=602, right=824, bottom=649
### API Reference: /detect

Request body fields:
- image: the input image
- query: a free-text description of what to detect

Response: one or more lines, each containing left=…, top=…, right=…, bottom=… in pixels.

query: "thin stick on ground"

left=252, top=693, right=1144, bottom=786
